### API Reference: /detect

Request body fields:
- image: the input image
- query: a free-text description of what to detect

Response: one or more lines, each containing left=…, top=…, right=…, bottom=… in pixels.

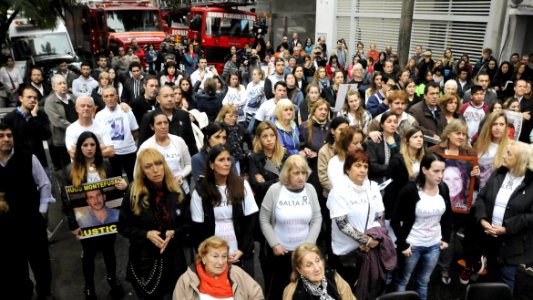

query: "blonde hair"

left=129, top=148, right=183, bottom=216
left=215, top=104, right=237, bottom=123
left=195, top=236, right=229, bottom=264
left=475, top=111, right=509, bottom=168
left=253, top=121, right=286, bottom=167
left=400, top=126, right=425, bottom=178
left=273, top=98, right=295, bottom=122
left=507, top=141, right=533, bottom=176
left=279, top=155, right=311, bottom=186
left=290, top=243, right=323, bottom=282
left=439, top=119, right=469, bottom=149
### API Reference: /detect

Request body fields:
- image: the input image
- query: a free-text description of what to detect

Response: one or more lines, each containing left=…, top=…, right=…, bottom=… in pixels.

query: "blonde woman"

left=260, top=155, right=322, bottom=300
left=118, top=148, right=188, bottom=299
left=273, top=98, right=301, bottom=155
left=475, top=111, right=510, bottom=189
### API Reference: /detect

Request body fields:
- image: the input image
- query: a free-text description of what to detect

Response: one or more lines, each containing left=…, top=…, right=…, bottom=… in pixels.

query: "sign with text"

left=65, top=177, right=123, bottom=239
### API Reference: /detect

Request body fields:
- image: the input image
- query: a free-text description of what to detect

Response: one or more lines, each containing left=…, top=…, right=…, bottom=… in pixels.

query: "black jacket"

left=391, top=182, right=453, bottom=251
left=366, top=133, right=401, bottom=182
left=3, top=109, right=51, bottom=167
left=248, top=152, right=288, bottom=206
left=383, top=154, right=410, bottom=219
left=121, top=77, right=145, bottom=104
left=137, top=107, right=199, bottom=156
left=473, top=167, right=533, bottom=265
left=195, top=91, right=224, bottom=123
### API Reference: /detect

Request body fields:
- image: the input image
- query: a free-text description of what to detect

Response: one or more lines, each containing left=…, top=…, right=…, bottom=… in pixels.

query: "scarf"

left=196, top=263, right=233, bottom=298
left=151, top=185, right=170, bottom=232
left=301, top=275, right=335, bottom=300
left=318, top=78, right=330, bottom=91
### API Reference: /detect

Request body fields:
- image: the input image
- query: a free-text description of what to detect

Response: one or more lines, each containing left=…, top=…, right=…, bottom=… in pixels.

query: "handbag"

left=338, top=199, right=371, bottom=268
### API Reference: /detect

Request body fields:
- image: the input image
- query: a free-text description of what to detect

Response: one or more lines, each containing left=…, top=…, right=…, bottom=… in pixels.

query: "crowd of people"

left=0, top=32, right=533, bottom=300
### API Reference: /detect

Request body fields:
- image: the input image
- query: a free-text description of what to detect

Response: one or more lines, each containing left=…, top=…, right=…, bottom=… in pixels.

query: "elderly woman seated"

left=173, top=236, right=264, bottom=300
left=283, top=243, right=356, bottom=300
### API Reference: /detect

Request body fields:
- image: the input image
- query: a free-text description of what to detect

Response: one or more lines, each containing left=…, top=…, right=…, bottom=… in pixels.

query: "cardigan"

left=259, top=182, right=322, bottom=248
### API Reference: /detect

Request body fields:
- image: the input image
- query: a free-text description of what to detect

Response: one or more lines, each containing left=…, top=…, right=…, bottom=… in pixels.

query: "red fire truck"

left=162, top=0, right=258, bottom=71
left=67, top=0, right=167, bottom=57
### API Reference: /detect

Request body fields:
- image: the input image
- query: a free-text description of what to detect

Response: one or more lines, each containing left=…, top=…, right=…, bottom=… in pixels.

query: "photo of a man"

left=77, top=189, right=119, bottom=228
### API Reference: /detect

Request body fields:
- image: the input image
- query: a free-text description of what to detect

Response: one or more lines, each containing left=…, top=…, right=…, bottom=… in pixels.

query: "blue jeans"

left=396, top=243, right=440, bottom=300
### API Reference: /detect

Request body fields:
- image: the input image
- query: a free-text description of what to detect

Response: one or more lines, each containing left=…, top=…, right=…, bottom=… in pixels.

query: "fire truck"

left=67, top=0, right=166, bottom=58
left=161, top=0, right=258, bottom=71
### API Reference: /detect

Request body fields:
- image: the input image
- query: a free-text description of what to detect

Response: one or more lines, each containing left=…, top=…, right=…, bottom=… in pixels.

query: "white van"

left=8, top=17, right=79, bottom=79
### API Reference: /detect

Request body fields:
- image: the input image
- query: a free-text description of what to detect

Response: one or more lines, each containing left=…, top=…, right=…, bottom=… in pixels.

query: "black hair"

left=129, top=61, right=142, bottom=71
left=417, top=153, right=445, bottom=187
left=201, top=122, right=226, bottom=151
left=80, top=61, right=92, bottom=69
left=325, top=116, right=349, bottom=145
left=274, top=81, right=287, bottom=91
left=424, top=81, right=441, bottom=95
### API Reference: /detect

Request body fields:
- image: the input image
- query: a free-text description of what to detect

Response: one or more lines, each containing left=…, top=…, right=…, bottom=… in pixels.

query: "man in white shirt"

left=190, top=58, right=214, bottom=91
left=95, top=86, right=138, bottom=181
left=460, top=85, right=488, bottom=141
left=65, top=96, right=114, bottom=158
left=253, top=81, right=288, bottom=129
left=71, top=62, right=98, bottom=97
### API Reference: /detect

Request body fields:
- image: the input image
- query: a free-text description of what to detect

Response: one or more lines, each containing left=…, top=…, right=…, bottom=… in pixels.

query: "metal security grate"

left=336, top=0, right=491, bottom=64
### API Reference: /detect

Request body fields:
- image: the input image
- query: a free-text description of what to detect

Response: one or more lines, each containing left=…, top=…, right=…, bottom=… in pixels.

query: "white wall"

left=315, top=0, right=336, bottom=54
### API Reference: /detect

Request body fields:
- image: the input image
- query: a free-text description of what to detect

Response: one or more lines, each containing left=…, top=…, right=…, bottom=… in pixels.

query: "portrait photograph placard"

left=441, top=154, right=478, bottom=214
left=65, top=177, right=124, bottom=239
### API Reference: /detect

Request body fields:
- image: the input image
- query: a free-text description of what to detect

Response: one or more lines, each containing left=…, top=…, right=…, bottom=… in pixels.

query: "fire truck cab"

left=68, top=0, right=166, bottom=57
left=165, top=0, right=258, bottom=71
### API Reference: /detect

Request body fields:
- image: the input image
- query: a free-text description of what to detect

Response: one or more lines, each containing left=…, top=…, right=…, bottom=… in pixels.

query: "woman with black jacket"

left=118, top=148, right=189, bottom=299
left=190, top=145, right=259, bottom=276
left=366, top=110, right=401, bottom=184
left=466, top=141, right=533, bottom=289
left=391, top=153, right=452, bottom=300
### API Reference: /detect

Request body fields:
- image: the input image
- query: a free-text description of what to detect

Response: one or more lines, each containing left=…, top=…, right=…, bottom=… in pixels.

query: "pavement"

left=33, top=173, right=533, bottom=300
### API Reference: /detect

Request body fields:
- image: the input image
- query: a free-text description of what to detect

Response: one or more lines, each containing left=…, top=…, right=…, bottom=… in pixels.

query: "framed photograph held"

left=441, top=154, right=478, bottom=214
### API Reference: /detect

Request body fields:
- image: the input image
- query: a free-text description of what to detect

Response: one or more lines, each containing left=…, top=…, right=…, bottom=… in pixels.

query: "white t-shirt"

left=492, top=173, right=524, bottom=227
left=155, top=143, right=190, bottom=194
left=254, top=98, right=279, bottom=122
left=478, top=142, right=498, bottom=190
left=222, top=86, right=248, bottom=123
left=327, top=155, right=345, bottom=190
left=327, top=176, right=384, bottom=255
left=65, top=120, right=113, bottom=151
left=274, top=186, right=313, bottom=251
left=406, top=190, right=446, bottom=247
left=95, top=107, right=138, bottom=155
left=462, top=103, right=486, bottom=140
left=245, top=80, right=266, bottom=115
left=190, top=180, right=258, bottom=254
left=190, top=69, right=214, bottom=90
left=72, top=76, right=98, bottom=97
